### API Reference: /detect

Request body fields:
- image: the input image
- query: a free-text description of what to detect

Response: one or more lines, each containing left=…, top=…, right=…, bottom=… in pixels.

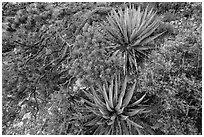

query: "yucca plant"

left=103, top=5, right=165, bottom=74
left=80, top=74, right=153, bottom=135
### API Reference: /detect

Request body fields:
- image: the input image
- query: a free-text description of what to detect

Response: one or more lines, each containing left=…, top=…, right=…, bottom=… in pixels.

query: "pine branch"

left=75, top=7, right=112, bottom=36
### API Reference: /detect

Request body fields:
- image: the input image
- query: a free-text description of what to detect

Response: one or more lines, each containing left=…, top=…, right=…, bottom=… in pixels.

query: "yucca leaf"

left=134, top=116, right=155, bottom=135
left=126, top=118, right=143, bottom=129
left=107, top=13, right=124, bottom=42
left=90, top=86, right=103, bottom=103
left=103, top=115, right=109, bottom=119
left=131, top=5, right=137, bottom=28
left=123, top=7, right=129, bottom=43
left=98, top=106, right=110, bottom=116
left=110, top=114, right=116, bottom=121
left=132, top=6, right=142, bottom=35
left=116, top=106, right=124, bottom=114
left=139, top=31, right=165, bottom=46
left=101, top=124, right=109, bottom=135
left=104, top=125, right=112, bottom=135
left=126, top=119, right=132, bottom=134
left=137, top=21, right=160, bottom=41
left=133, top=16, right=147, bottom=39
left=123, top=51, right=127, bottom=74
left=134, top=19, right=157, bottom=44
left=82, top=89, right=94, bottom=101
left=110, top=9, right=125, bottom=41
left=81, top=98, right=97, bottom=108
left=128, top=92, right=146, bottom=107
left=85, top=105, right=102, bottom=116
left=134, top=48, right=149, bottom=60
left=140, top=109, right=152, bottom=114
left=87, top=125, right=98, bottom=134
left=132, top=52, right=139, bottom=70
left=91, top=86, right=110, bottom=114
left=114, top=46, right=125, bottom=54
left=84, top=116, right=103, bottom=126
left=113, top=74, right=118, bottom=106
left=101, top=84, right=113, bottom=110
left=138, top=10, right=157, bottom=36
left=121, top=120, right=129, bottom=135
left=92, top=93, right=106, bottom=110
left=137, top=13, right=157, bottom=38
left=131, top=8, right=156, bottom=43
left=115, top=117, right=120, bottom=135
left=115, top=8, right=127, bottom=43
left=145, top=6, right=154, bottom=19
left=122, top=80, right=137, bottom=107
left=96, top=118, right=105, bottom=125
left=105, top=101, right=113, bottom=112
left=135, top=126, right=142, bottom=135
left=107, top=119, right=115, bottom=125
left=148, top=6, right=155, bottom=16
left=120, top=114, right=129, bottom=120
left=110, top=123, right=115, bottom=135
left=106, top=18, right=122, bottom=39
left=105, top=28, right=122, bottom=44
left=80, top=114, right=95, bottom=121
left=141, top=7, right=146, bottom=21
left=127, top=50, right=138, bottom=71
left=103, top=25, right=124, bottom=45
left=136, top=25, right=158, bottom=45
left=104, top=79, right=109, bottom=93
left=143, top=124, right=155, bottom=135
left=126, top=108, right=145, bottom=116
left=131, top=13, right=141, bottom=37
left=117, top=117, right=123, bottom=135
left=137, top=22, right=160, bottom=42
left=133, top=45, right=155, bottom=51
left=93, top=124, right=103, bottom=135
left=118, top=73, right=121, bottom=91
left=141, top=5, right=149, bottom=23
left=128, top=7, right=134, bottom=35
left=128, top=53, right=135, bottom=71
left=78, top=106, right=91, bottom=112
left=91, top=95, right=110, bottom=116
left=131, top=10, right=139, bottom=32
left=116, top=75, right=128, bottom=109
left=109, top=78, right=114, bottom=108
left=96, top=82, right=107, bottom=103
left=111, top=49, right=120, bottom=58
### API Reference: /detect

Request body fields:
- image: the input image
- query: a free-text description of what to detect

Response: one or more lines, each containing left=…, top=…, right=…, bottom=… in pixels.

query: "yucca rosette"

left=103, top=5, right=164, bottom=74
left=80, top=74, right=152, bottom=135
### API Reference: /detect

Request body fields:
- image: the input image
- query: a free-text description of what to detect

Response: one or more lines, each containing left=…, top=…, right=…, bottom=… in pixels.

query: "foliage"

left=80, top=74, right=154, bottom=135
left=2, top=2, right=117, bottom=134
left=138, top=3, right=202, bottom=134
left=3, top=87, right=83, bottom=135
left=2, top=2, right=202, bottom=135
left=103, top=5, right=165, bottom=74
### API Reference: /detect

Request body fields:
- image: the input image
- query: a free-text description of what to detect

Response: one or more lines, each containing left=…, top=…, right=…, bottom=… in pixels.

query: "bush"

left=138, top=6, right=202, bottom=134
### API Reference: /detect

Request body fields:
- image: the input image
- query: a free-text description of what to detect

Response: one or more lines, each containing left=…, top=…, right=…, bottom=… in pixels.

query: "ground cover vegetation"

left=2, top=2, right=202, bottom=135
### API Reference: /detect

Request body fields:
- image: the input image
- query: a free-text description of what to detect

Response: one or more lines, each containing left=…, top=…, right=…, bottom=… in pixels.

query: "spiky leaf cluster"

left=81, top=74, right=151, bottom=135
left=103, top=5, right=164, bottom=74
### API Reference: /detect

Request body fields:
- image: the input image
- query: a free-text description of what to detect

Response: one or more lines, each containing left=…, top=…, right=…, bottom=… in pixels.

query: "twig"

left=25, top=44, right=46, bottom=64
left=33, top=90, right=39, bottom=119
left=39, top=118, right=49, bottom=133
left=13, top=40, right=29, bottom=47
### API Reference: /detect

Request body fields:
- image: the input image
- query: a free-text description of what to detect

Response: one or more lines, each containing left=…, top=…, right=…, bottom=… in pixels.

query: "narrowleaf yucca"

left=80, top=74, right=153, bottom=135
left=103, top=5, right=165, bottom=74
